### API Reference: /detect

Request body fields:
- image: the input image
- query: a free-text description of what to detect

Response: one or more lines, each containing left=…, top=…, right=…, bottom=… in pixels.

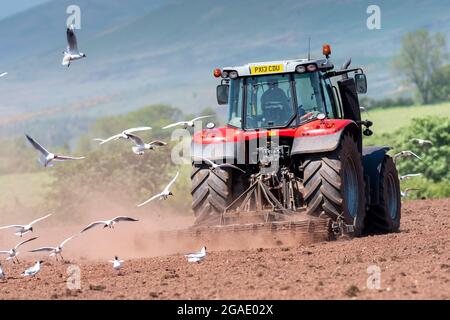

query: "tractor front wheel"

left=364, top=156, right=401, bottom=234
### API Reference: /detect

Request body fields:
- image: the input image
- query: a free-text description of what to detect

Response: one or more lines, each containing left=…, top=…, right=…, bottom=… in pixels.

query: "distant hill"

left=0, top=0, right=449, bottom=145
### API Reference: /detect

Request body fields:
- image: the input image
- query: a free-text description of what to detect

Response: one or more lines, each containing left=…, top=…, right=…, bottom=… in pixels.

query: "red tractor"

left=190, top=44, right=401, bottom=238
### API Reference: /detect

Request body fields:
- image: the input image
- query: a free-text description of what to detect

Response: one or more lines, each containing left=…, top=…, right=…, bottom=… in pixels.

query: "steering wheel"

left=300, top=110, right=320, bottom=121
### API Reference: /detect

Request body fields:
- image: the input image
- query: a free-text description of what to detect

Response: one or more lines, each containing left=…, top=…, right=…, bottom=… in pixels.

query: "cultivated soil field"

left=0, top=199, right=449, bottom=300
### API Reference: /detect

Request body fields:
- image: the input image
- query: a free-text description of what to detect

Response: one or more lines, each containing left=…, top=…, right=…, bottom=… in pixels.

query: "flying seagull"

left=137, top=172, right=179, bottom=207
left=393, top=150, right=422, bottom=163
left=93, top=127, right=152, bottom=145
left=109, top=256, right=124, bottom=275
left=22, top=260, right=43, bottom=277
left=0, top=237, right=38, bottom=263
left=0, top=72, right=7, bottom=78
left=401, top=188, right=420, bottom=198
left=80, top=216, right=139, bottom=233
left=399, top=173, right=422, bottom=181
left=0, top=214, right=52, bottom=237
left=198, top=157, right=246, bottom=173
left=26, top=134, right=85, bottom=167
left=185, top=246, right=207, bottom=263
left=62, top=24, right=86, bottom=67
left=29, top=236, right=76, bottom=261
left=126, top=133, right=166, bottom=155
left=162, top=115, right=214, bottom=129
left=410, top=138, right=433, bottom=147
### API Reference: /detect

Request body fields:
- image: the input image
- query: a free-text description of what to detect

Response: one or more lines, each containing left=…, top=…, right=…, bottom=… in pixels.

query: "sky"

left=0, top=0, right=50, bottom=20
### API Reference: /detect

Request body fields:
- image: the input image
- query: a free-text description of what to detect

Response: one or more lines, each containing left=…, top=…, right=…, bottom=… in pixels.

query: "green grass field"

left=364, top=102, right=450, bottom=135
left=0, top=171, right=53, bottom=213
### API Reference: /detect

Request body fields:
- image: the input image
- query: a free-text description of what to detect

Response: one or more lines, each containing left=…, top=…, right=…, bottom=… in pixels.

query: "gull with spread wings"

left=126, top=133, right=166, bottom=155
left=93, top=127, right=152, bottom=145
left=0, top=237, right=38, bottom=263
left=26, top=134, right=85, bottom=167
left=62, top=24, right=86, bottom=67
left=0, top=214, right=52, bottom=237
left=162, top=115, right=213, bottom=130
left=80, top=216, right=139, bottom=233
left=29, top=236, right=76, bottom=261
left=137, top=172, right=179, bottom=207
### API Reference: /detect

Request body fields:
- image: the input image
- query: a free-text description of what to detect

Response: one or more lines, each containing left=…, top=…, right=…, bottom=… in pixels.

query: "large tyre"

left=302, top=133, right=366, bottom=236
left=191, top=164, right=233, bottom=225
left=364, top=156, right=401, bottom=234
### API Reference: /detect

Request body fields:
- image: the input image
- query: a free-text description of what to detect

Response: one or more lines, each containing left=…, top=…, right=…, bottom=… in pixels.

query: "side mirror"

left=216, top=84, right=229, bottom=105
left=355, top=73, right=367, bottom=94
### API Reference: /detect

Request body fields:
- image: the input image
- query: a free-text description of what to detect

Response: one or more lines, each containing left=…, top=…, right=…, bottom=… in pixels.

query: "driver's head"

left=268, top=79, right=278, bottom=89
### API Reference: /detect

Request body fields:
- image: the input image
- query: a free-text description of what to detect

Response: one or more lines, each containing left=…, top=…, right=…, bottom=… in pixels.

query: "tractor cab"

left=215, top=45, right=368, bottom=135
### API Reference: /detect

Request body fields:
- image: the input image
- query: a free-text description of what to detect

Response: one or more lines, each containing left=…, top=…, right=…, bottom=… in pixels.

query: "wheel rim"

left=343, top=158, right=358, bottom=218
left=386, top=173, right=398, bottom=220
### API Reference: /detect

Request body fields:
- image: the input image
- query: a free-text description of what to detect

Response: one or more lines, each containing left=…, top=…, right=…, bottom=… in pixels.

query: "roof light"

left=221, top=71, right=229, bottom=78
left=213, top=68, right=222, bottom=78
left=323, top=44, right=331, bottom=57
left=229, top=71, right=238, bottom=79
left=307, top=64, right=317, bottom=72
left=295, top=65, right=306, bottom=73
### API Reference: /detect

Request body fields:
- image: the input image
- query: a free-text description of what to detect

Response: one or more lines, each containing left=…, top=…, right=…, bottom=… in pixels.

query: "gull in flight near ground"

left=126, top=133, right=166, bottom=155
left=26, top=134, right=85, bottom=167
left=401, top=188, right=420, bottom=198
left=185, top=246, right=207, bottom=263
left=162, top=115, right=214, bottom=129
left=0, top=72, right=7, bottom=78
left=137, top=172, right=179, bottom=207
left=80, top=216, right=139, bottom=233
left=22, top=260, right=43, bottom=277
left=410, top=138, right=433, bottom=147
left=198, top=157, right=246, bottom=173
left=0, top=214, right=52, bottom=237
left=109, top=256, right=124, bottom=275
left=93, top=127, right=152, bottom=145
left=0, top=237, right=38, bottom=263
left=0, top=263, right=5, bottom=280
left=29, top=236, right=76, bottom=261
left=393, top=150, right=422, bottom=163
left=399, top=173, right=422, bottom=181
left=62, top=24, right=86, bottom=67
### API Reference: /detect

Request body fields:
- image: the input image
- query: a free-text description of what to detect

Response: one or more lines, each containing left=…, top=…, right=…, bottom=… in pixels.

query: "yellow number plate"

left=250, top=64, right=284, bottom=75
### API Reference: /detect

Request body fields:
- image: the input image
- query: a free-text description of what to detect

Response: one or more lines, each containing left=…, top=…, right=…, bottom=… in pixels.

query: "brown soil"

left=0, top=199, right=449, bottom=300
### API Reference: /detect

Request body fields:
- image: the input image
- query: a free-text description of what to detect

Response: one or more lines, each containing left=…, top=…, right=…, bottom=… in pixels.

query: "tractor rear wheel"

left=302, top=133, right=366, bottom=236
left=364, top=156, right=401, bottom=233
left=191, top=164, right=233, bottom=225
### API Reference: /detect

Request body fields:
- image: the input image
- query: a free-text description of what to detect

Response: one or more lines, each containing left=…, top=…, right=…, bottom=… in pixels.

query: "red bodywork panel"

left=193, top=119, right=354, bottom=145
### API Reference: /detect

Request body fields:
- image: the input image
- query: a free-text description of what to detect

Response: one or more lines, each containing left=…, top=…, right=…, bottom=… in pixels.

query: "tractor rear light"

left=307, top=64, right=317, bottom=72
left=221, top=71, right=229, bottom=78
left=213, top=68, right=222, bottom=78
left=229, top=71, right=238, bottom=79
left=295, top=65, right=306, bottom=73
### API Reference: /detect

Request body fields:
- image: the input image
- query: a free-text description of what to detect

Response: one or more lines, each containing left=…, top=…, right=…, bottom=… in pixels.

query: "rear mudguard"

left=291, top=120, right=359, bottom=155
left=362, top=146, right=391, bottom=206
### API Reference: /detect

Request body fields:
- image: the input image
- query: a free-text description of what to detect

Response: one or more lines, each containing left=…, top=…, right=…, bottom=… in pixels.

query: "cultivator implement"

left=161, top=171, right=332, bottom=250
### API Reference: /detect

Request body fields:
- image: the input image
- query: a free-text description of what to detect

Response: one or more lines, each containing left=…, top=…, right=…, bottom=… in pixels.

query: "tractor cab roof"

left=220, top=57, right=334, bottom=78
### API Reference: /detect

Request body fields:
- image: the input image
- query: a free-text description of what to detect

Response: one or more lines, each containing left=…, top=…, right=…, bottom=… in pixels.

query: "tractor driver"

left=260, top=79, right=291, bottom=125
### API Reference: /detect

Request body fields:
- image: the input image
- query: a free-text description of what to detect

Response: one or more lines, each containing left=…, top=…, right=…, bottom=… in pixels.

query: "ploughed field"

left=0, top=199, right=449, bottom=300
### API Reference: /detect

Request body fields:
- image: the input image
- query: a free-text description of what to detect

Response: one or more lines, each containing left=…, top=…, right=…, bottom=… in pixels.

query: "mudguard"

left=291, top=119, right=359, bottom=155
left=362, top=146, right=391, bottom=206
